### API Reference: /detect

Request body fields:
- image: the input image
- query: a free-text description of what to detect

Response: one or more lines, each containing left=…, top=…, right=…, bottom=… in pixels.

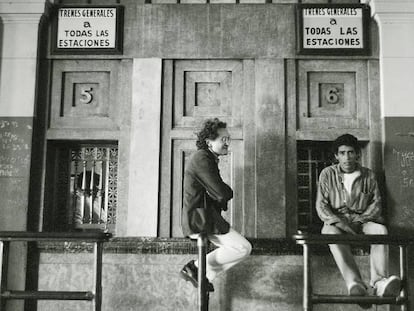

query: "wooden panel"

left=170, top=140, right=242, bottom=237
left=161, top=59, right=288, bottom=238
left=242, top=60, right=256, bottom=237
left=159, top=60, right=174, bottom=237
left=255, top=59, right=286, bottom=238
left=173, top=60, right=243, bottom=128
left=367, top=60, right=382, bottom=173
left=50, top=60, right=121, bottom=131
left=160, top=59, right=247, bottom=237
left=285, top=59, right=299, bottom=237
left=297, top=60, right=369, bottom=134
left=124, top=5, right=295, bottom=59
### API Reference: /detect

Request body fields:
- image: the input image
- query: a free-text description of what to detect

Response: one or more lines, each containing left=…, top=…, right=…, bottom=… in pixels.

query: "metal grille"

left=297, top=142, right=334, bottom=232
left=69, top=146, right=118, bottom=230
left=52, top=143, right=118, bottom=232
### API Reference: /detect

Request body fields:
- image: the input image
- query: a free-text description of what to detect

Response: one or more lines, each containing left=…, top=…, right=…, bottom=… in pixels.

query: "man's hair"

left=332, top=133, right=360, bottom=154
left=196, top=118, right=227, bottom=150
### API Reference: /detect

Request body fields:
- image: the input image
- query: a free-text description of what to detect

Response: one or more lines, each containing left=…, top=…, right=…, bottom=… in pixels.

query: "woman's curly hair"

left=196, top=118, right=227, bottom=150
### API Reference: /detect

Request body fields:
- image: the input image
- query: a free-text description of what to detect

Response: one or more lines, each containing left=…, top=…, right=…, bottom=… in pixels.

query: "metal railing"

left=293, top=233, right=414, bottom=311
left=0, top=231, right=112, bottom=311
left=196, top=233, right=209, bottom=311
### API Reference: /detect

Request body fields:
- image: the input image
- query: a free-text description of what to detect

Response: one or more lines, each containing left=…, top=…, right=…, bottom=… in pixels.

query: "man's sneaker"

left=374, top=276, right=401, bottom=297
left=349, top=282, right=371, bottom=309
left=179, top=260, right=214, bottom=292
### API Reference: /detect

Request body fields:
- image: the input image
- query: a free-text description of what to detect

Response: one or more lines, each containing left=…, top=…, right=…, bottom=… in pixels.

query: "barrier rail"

left=293, top=233, right=414, bottom=311
left=0, top=231, right=112, bottom=311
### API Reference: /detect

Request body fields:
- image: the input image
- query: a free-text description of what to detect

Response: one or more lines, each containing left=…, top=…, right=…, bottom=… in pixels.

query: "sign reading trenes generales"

left=297, top=4, right=370, bottom=55
left=54, top=6, right=123, bottom=54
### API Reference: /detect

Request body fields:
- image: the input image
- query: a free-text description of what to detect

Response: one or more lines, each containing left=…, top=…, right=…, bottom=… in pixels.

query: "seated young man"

left=180, top=118, right=251, bottom=292
left=316, top=134, right=401, bottom=303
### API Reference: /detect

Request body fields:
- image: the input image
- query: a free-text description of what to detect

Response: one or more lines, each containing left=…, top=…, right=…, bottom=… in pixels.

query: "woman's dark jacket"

left=181, top=149, right=233, bottom=237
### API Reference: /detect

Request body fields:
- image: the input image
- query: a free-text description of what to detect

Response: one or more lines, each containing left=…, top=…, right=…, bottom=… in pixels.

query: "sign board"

left=52, top=6, right=124, bottom=54
left=297, top=4, right=370, bottom=55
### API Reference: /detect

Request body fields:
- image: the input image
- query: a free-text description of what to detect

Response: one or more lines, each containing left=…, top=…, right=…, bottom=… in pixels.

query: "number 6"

left=326, top=87, right=339, bottom=104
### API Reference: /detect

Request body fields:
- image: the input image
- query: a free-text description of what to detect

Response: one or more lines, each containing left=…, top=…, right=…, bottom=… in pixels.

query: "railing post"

left=399, top=245, right=409, bottom=311
left=303, top=243, right=312, bottom=311
left=0, top=232, right=111, bottom=310
left=0, top=241, right=9, bottom=311
left=294, top=234, right=414, bottom=310
left=93, top=241, right=104, bottom=311
left=197, top=234, right=208, bottom=311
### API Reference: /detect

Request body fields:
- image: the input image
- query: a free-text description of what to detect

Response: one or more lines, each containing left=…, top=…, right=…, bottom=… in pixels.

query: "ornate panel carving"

left=50, top=60, right=120, bottom=130
left=298, top=60, right=368, bottom=131
left=64, top=74, right=109, bottom=117
left=173, top=60, right=243, bottom=128
left=309, top=72, right=355, bottom=117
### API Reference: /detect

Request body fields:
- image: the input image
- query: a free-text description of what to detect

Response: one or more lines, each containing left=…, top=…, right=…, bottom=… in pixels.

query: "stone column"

left=122, top=58, right=162, bottom=237
left=0, top=1, right=48, bottom=310
left=370, top=3, right=414, bottom=302
left=0, top=0, right=48, bottom=116
left=370, top=0, right=414, bottom=233
left=369, top=0, right=414, bottom=117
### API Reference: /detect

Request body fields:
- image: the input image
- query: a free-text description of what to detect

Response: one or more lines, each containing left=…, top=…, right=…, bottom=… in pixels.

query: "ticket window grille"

left=297, top=142, right=334, bottom=233
left=44, top=142, right=118, bottom=232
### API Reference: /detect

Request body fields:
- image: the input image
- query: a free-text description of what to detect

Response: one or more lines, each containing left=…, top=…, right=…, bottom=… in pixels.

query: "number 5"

left=80, top=87, right=93, bottom=105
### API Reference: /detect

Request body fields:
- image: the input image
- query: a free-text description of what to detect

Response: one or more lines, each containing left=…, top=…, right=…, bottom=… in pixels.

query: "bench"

left=0, top=231, right=112, bottom=311
left=293, top=233, right=414, bottom=311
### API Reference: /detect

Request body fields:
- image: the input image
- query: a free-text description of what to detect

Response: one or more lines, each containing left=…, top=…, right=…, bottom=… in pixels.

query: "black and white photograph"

left=0, top=0, right=413, bottom=310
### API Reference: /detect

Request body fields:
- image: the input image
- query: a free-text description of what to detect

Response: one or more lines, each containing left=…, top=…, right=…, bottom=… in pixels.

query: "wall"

left=45, top=0, right=381, bottom=238
left=0, top=1, right=47, bottom=310
left=371, top=0, right=414, bottom=234
left=35, top=242, right=385, bottom=311
left=370, top=1, right=414, bottom=309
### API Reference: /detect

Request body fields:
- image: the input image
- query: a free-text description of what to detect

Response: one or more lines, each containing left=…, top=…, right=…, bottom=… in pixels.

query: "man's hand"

left=334, top=220, right=358, bottom=235
left=349, top=221, right=363, bottom=234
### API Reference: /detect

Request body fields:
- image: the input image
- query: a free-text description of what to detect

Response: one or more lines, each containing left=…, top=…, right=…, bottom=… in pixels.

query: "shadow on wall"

left=217, top=256, right=303, bottom=310
left=215, top=255, right=383, bottom=311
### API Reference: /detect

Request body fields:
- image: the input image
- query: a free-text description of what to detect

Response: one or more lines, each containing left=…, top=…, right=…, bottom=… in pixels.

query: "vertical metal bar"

left=73, top=155, right=79, bottom=226
left=399, top=245, right=409, bottom=311
left=97, top=159, right=103, bottom=224
left=92, top=241, right=104, bottom=311
left=96, top=241, right=104, bottom=311
left=81, top=158, right=87, bottom=224
left=103, top=148, right=110, bottom=228
left=0, top=241, right=10, bottom=311
left=90, top=160, right=95, bottom=224
left=303, top=243, right=312, bottom=311
left=0, top=241, right=4, bottom=311
left=307, top=149, right=313, bottom=226
left=197, top=235, right=208, bottom=311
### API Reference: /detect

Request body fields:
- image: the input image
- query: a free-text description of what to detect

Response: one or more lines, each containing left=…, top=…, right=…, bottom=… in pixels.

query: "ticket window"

left=43, top=142, right=118, bottom=232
